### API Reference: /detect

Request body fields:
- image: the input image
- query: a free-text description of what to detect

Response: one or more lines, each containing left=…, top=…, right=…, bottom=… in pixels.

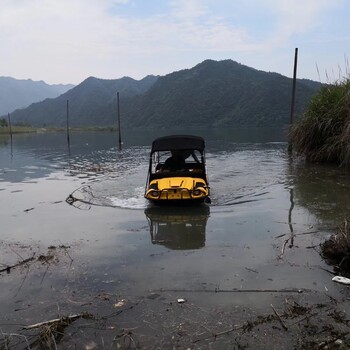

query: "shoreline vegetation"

left=290, top=75, right=350, bottom=274
left=290, top=77, right=350, bottom=166
left=0, top=126, right=118, bottom=134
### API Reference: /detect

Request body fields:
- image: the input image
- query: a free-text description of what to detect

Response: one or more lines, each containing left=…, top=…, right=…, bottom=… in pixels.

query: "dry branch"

left=23, top=312, right=94, bottom=330
left=152, top=288, right=304, bottom=294
left=271, top=304, right=288, bottom=331
left=0, top=255, right=35, bottom=273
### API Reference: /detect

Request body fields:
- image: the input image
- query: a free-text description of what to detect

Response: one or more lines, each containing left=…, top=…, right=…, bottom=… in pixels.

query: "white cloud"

left=0, top=0, right=347, bottom=83
left=169, top=0, right=208, bottom=20
left=263, top=0, right=341, bottom=45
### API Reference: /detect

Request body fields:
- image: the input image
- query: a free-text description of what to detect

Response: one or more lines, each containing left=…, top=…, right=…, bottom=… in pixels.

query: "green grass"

left=290, top=78, right=350, bottom=166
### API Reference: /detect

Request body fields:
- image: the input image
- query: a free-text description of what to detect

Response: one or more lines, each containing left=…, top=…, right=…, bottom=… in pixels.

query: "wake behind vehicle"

left=144, top=135, right=210, bottom=205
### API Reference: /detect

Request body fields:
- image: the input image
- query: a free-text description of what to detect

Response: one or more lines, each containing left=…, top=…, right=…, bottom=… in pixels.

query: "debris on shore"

left=321, top=218, right=350, bottom=274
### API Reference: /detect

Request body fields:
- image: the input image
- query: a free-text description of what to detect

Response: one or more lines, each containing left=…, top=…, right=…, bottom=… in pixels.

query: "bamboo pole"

left=290, top=48, right=298, bottom=125
left=8, top=113, right=13, bottom=157
left=117, top=92, right=122, bottom=150
left=288, top=48, right=298, bottom=154
left=7, top=113, right=12, bottom=138
left=66, top=100, right=70, bottom=147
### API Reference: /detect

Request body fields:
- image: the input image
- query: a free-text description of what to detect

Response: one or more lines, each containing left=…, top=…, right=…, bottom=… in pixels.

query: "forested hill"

left=123, top=60, right=322, bottom=128
left=7, top=75, right=159, bottom=127
left=7, top=60, right=323, bottom=128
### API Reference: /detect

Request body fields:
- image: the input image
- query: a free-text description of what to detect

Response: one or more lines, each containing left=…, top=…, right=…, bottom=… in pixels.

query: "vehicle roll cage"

left=145, top=135, right=207, bottom=189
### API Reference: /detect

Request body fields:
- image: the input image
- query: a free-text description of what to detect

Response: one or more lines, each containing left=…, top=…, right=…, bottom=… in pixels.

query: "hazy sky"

left=1, top=0, right=349, bottom=85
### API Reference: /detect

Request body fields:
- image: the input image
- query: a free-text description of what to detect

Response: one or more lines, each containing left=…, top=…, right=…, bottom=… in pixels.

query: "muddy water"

left=1, top=129, right=350, bottom=347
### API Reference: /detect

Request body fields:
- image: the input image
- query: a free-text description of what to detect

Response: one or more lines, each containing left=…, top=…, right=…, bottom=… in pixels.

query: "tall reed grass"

left=290, top=78, right=350, bottom=166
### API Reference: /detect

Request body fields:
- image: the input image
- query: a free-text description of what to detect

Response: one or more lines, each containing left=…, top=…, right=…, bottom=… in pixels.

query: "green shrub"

left=290, top=78, right=350, bottom=166
left=0, top=118, right=8, bottom=127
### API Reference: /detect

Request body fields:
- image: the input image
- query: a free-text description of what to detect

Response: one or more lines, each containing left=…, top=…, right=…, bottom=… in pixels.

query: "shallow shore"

left=1, top=242, right=349, bottom=349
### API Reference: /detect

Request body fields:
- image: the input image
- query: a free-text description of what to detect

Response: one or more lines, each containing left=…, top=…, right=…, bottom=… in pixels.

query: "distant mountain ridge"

left=4, top=60, right=323, bottom=128
left=0, top=77, right=74, bottom=115
left=6, top=75, right=159, bottom=127
left=122, top=60, right=322, bottom=128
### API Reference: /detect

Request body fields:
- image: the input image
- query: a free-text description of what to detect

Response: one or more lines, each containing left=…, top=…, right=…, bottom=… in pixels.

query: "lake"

left=1, top=128, right=350, bottom=349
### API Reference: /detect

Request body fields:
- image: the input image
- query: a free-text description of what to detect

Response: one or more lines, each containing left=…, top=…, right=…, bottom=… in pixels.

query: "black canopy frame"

left=145, top=135, right=207, bottom=188
left=151, top=135, right=205, bottom=153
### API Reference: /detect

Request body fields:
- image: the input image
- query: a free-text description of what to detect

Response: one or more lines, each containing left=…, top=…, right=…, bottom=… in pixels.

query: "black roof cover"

left=151, top=135, right=205, bottom=152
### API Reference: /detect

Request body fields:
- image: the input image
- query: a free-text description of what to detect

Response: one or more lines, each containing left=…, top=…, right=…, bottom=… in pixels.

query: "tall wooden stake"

left=117, top=92, right=122, bottom=150
left=8, top=113, right=13, bottom=157
left=7, top=113, right=12, bottom=138
left=66, top=100, right=70, bottom=148
left=288, top=48, right=298, bottom=154
left=288, top=188, right=294, bottom=238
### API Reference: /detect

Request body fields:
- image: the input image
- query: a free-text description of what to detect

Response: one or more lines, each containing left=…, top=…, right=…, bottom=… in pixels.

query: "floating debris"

left=114, top=299, right=126, bottom=308
left=332, top=276, right=350, bottom=285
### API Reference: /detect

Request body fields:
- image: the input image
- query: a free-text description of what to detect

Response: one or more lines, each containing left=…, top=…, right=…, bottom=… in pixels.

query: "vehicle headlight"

left=192, top=189, right=202, bottom=196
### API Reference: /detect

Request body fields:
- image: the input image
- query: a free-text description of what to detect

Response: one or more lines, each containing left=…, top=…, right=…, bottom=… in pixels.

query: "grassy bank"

left=0, top=126, right=38, bottom=134
left=0, top=126, right=118, bottom=134
left=290, top=77, right=350, bottom=166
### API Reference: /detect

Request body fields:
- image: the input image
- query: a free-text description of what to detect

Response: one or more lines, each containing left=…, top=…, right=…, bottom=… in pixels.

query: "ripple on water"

left=65, top=144, right=291, bottom=211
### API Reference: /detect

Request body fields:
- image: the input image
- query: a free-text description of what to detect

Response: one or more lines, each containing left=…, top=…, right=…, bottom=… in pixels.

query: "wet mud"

left=1, top=241, right=350, bottom=350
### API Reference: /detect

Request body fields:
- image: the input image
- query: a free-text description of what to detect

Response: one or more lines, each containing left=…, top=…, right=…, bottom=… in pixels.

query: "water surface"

left=1, top=128, right=350, bottom=346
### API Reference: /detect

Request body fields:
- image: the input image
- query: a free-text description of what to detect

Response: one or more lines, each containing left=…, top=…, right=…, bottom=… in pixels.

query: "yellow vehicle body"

left=145, top=176, right=209, bottom=202
left=144, top=135, right=210, bottom=205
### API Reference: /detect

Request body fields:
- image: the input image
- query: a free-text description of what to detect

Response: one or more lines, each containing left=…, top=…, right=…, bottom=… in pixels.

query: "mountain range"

left=0, top=77, right=74, bottom=116
left=3, top=60, right=323, bottom=128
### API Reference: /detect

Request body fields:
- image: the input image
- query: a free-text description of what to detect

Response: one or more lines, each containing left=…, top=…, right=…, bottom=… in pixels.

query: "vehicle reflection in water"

left=144, top=206, right=210, bottom=250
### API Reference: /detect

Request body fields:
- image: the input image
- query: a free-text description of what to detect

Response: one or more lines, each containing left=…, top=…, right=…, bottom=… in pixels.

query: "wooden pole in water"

left=117, top=92, right=122, bottom=149
left=66, top=99, right=70, bottom=146
left=288, top=48, right=298, bottom=154
left=8, top=113, right=13, bottom=157
left=290, top=48, right=298, bottom=125
left=7, top=113, right=12, bottom=138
